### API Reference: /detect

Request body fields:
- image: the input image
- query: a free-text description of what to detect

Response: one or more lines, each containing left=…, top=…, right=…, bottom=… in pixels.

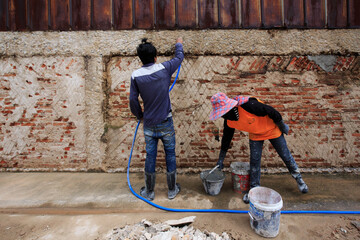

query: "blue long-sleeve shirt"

left=129, top=43, right=184, bottom=127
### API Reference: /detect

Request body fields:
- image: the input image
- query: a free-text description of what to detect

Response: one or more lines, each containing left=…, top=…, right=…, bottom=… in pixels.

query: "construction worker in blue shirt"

left=130, top=37, right=184, bottom=201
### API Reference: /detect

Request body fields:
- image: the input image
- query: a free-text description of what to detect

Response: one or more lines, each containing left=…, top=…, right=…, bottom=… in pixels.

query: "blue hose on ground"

left=126, top=65, right=360, bottom=215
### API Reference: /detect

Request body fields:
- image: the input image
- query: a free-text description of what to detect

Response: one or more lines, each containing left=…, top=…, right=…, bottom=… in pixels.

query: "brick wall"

left=0, top=57, right=88, bottom=170
left=0, top=30, right=359, bottom=172
left=107, top=55, right=360, bottom=171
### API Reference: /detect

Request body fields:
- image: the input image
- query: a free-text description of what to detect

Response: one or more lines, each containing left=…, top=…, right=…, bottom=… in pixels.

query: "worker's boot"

left=294, top=175, right=308, bottom=193
left=167, top=170, right=181, bottom=200
left=140, top=172, right=156, bottom=201
left=242, top=193, right=250, bottom=204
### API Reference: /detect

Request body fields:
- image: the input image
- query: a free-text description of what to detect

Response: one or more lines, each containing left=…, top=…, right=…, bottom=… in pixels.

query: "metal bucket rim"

left=200, top=170, right=225, bottom=183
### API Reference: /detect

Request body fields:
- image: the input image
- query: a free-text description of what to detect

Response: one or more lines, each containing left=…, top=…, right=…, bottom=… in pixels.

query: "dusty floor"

left=0, top=172, right=359, bottom=239
left=1, top=212, right=359, bottom=239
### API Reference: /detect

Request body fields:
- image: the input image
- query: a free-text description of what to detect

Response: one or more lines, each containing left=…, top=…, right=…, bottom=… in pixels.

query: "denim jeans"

left=249, top=134, right=300, bottom=189
left=143, top=117, right=176, bottom=173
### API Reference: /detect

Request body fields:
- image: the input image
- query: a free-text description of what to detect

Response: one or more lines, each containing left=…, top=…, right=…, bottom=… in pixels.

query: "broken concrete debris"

left=106, top=217, right=233, bottom=240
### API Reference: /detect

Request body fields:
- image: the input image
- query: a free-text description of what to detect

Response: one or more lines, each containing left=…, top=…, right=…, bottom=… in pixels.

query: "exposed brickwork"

left=0, top=55, right=359, bottom=171
left=107, top=55, right=360, bottom=170
left=0, top=58, right=87, bottom=170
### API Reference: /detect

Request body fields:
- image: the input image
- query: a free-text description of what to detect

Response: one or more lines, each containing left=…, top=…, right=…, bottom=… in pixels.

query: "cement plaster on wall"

left=0, top=30, right=359, bottom=172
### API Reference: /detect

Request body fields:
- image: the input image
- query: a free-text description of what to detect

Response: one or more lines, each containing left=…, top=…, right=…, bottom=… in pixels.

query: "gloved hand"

left=216, top=149, right=227, bottom=169
left=276, top=120, right=289, bottom=135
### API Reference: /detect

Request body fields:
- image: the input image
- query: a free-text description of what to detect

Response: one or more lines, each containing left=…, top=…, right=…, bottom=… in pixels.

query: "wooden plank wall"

left=0, top=0, right=359, bottom=31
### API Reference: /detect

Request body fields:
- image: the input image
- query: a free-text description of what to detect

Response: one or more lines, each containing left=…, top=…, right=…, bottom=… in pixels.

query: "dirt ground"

left=1, top=211, right=359, bottom=240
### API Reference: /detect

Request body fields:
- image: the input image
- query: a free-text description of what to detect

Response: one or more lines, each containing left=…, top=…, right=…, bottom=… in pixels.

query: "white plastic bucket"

left=230, top=162, right=250, bottom=194
left=248, top=186, right=283, bottom=238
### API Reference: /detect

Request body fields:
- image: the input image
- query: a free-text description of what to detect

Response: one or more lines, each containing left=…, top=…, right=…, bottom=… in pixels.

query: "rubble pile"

left=106, top=216, right=233, bottom=240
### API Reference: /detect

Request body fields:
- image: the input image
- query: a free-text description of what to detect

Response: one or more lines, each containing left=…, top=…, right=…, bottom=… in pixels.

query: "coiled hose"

left=127, top=65, right=360, bottom=215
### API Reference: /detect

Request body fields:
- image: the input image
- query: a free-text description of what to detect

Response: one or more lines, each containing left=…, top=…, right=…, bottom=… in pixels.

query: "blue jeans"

left=249, top=134, right=300, bottom=189
left=143, top=117, right=176, bottom=173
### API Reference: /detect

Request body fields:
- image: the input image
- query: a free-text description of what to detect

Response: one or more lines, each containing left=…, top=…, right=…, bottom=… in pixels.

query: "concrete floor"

left=0, top=172, right=359, bottom=213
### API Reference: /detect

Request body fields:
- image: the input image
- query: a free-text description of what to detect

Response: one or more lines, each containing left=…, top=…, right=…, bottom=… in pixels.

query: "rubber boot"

left=295, top=175, right=309, bottom=193
left=243, top=193, right=250, bottom=204
left=140, top=172, right=155, bottom=201
left=167, top=170, right=181, bottom=200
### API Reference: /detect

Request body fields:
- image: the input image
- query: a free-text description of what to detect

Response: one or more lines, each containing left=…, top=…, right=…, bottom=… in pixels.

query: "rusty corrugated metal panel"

left=28, top=0, right=48, bottom=31
left=284, top=0, right=304, bottom=28
left=198, top=0, right=218, bottom=28
left=156, top=0, right=175, bottom=29
left=9, top=0, right=27, bottom=31
left=219, top=0, right=239, bottom=28
left=113, top=0, right=133, bottom=30
left=305, top=0, right=325, bottom=28
left=242, top=0, right=261, bottom=28
left=349, top=0, right=360, bottom=28
left=0, top=0, right=7, bottom=31
left=50, top=0, right=70, bottom=30
left=178, top=0, right=196, bottom=28
left=2, top=0, right=359, bottom=31
left=71, top=0, right=90, bottom=30
left=93, top=0, right=112, bottom=30
left=262, top=0, right=282, bottom=28
left=135, top=0, right=154, bottom=29
left=327, top=0, right=347, bottom=28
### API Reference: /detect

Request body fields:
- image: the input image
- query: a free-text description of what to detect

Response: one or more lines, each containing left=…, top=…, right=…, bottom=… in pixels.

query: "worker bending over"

left=209, top=92, right=308, bottom=203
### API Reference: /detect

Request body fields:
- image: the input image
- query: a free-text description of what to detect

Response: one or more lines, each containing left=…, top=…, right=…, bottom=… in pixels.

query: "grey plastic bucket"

left=249, top=186, right=283, bottom=238
left=200, top=169, right=225, bottom=196
left=230, top=162, right=250, bottom=194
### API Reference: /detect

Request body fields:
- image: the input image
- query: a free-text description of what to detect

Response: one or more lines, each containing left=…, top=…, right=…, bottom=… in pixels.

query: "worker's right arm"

left=162, top=39, right=184, bottom=79
left=216, top=120, right=235, bottom=169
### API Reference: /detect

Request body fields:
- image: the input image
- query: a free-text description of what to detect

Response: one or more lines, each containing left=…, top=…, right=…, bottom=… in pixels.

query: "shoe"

left=296, top=176, right=309, bottom=193
left=243, top=193, right=249, bottom=204
left=140, top=172, right=155, bottom=201
left=167, top=170, right=181, bottom=200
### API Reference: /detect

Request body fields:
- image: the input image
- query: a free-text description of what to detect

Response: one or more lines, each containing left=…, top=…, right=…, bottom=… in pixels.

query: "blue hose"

left=169, top=65, right=181, bottom=92
left=126, top=65, right=360, bottom=215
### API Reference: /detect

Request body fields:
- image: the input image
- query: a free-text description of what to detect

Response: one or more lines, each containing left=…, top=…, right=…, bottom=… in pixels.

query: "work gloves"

left=276, top=120, right=289, bottom=135
left=216, top=149, right=227, bottom=170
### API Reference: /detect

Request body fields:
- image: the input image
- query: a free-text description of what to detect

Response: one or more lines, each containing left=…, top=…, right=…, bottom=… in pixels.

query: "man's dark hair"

left=137, top=38, right=157, bottom=65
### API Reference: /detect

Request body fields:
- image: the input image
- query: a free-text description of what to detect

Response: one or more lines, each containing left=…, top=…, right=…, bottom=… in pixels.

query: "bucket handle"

left=249, top=210, right=274, bottom=222
left=249, top=212, right=266, bottom=222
